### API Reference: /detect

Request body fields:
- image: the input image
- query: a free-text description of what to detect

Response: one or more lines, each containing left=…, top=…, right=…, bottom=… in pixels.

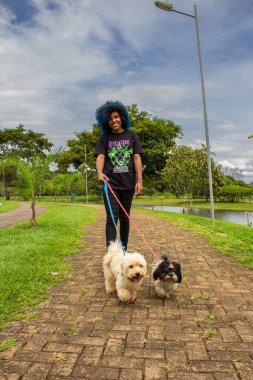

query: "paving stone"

left=104, top=338, right=125, bottom=355
left=42, top=342, right=83, bottom=354
left=189, top=360, right=234, bottom=372
left=77, top=346, right=104, bottom=366
left=98, top=356, right=144, bottom=370
left=186, top=341, right=208, bottom=360
left=124, top=347, right=165, bottom=359
left=21, top=363, right=52, bottom=379
left=166, top=374, right=214, bottom=380
left=126, top=331, right=146, bottom=348
left=234, top=362, right=253, bottom=379
left=213, top=373, right=239, bottom=380
left=23, top=334, right=50, bottom=351
left=72, top=365, right=119, bottom=379
left=209, top=350, right=251, bottom=362
left=144, top=361, right=167, bottom=380
left=49, top=361, right=76, bottom=377
left=119, top=368, right=143, bottom=380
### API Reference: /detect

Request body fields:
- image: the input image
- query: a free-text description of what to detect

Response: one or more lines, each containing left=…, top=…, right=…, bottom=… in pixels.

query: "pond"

left=134, top=205, right=253, bottom=226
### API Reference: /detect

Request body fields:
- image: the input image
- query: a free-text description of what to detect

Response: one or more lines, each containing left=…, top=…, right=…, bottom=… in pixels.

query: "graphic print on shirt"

left=108, top=139, right=133, bottom=173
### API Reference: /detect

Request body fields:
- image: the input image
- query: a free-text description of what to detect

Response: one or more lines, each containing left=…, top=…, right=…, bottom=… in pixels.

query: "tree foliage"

left=0, top=124, right=53, bottom=158
left=0, top=125, right=54, bottom=199
left=128, top=104, right=182, bottom=189
left=217, top=184, right=253, bottom=202
left=57, top=125, right=100, bottom=172
left=161, top=145, right=226, bottom=200
left=5, top=148, right=63, bottom=226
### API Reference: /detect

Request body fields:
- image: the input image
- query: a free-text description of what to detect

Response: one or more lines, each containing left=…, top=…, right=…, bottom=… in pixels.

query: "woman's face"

left=108, top=111, right=124, bottom=133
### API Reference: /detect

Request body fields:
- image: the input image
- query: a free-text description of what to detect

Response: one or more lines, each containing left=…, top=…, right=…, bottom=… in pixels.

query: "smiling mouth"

left=130, top=276, right=142, bottom=283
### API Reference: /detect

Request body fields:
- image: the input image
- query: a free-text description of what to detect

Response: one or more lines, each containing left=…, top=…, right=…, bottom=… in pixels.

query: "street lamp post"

left=154, top=1, right=215, bottom=225
left=84, top=146, right=88, bottom=203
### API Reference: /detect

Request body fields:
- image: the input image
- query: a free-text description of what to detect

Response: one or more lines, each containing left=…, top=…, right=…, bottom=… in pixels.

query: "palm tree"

left=60, top=172, right=80, bottom=202
left=5, top=148, right=63, bottom=227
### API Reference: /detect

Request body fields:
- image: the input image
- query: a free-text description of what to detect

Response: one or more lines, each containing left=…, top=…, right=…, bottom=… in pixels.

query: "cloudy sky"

left=1, top=0, right=253, bottom=181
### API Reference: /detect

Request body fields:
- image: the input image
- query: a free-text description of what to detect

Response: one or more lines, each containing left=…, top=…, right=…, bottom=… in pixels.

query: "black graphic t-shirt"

left=95, top=130, right=143, bottom=190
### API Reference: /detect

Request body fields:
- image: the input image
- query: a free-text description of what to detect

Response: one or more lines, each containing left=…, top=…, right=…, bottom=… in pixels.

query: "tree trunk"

left=30, top=197, right=36, bottom=227
left=5, top=190, right=10, bottom=201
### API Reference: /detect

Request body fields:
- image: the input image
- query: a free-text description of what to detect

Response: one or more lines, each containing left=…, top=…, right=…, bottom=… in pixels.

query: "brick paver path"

left=0, top=202, right=46, bottom=228
left=0, top=206, right=253, bottom=379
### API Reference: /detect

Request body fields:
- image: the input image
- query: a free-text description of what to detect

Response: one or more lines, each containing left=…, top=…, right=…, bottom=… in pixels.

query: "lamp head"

left=154, top=1, right=173, bottom=12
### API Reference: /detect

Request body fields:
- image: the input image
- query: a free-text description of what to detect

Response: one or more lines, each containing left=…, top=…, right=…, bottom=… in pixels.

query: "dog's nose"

left=135, top=272, right=140, bottom=277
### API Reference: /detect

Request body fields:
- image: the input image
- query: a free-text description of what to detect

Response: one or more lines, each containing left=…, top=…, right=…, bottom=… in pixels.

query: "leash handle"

left=103, top=180, right=126, bottom=255
left=105, top=180, right=158, bottom=260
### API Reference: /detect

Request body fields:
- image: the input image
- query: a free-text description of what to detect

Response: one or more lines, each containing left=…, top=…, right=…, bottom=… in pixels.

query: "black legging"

left=103, top=188, right=135, bottom=250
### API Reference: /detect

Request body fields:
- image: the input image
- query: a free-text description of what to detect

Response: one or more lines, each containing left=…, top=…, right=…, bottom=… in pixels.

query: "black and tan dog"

left=152, top=255, right=182, bottom=298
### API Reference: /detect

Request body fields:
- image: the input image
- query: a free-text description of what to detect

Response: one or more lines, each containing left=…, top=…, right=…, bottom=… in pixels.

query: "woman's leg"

left=118, top=189, right=135, bottom=250
left=103, top=187, right=120, bottom=247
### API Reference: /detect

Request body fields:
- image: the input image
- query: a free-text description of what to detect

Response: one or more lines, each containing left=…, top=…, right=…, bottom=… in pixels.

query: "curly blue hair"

left=95, top=100, right=131, bottom=134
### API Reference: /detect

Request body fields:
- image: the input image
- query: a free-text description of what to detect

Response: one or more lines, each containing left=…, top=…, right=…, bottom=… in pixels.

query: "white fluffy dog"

left=103, top=240, right=147, bottom=303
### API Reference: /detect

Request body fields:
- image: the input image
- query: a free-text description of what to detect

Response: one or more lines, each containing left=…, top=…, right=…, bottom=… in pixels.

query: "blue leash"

left=103, top=180, right=126, bottom=255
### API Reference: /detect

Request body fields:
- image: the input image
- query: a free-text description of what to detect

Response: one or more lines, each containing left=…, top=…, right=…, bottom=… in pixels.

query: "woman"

left=95, top=100, right=143, bottom=250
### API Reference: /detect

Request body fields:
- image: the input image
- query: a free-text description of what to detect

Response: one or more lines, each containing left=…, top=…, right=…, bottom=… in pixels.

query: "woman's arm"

left=134, top=153, right=143, bottom=195
left=96, top=154, right=109, bottom=183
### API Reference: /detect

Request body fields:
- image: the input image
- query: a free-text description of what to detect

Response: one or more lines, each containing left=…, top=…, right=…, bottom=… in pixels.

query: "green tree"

left=58, top=125, right=100, bottom=172
left=5, top=148, right=63, bottom=226
left=218, top=184, right=253, bottom=202
left=0, top=124, right=53, bottom=158
left=54, top=173, right=81, bottom=202
left=0, top=125, right=54, bottom=199
left=161, top=145, right=226, bottom=201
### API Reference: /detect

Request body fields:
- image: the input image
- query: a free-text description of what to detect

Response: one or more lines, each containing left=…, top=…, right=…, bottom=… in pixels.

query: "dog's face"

left=153, top=256, right=182, bottom=283
left=122, top=253, right=147, bottom=283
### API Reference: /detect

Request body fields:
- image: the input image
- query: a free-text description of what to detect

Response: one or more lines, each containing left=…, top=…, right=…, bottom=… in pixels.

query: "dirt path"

left=0, top=202, right=46, bottom=228
left=0, top=206, right=253, bottom=379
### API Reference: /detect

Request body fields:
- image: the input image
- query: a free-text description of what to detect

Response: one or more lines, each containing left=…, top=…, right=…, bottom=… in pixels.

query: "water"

left=134, top=205, right=253, bottom=226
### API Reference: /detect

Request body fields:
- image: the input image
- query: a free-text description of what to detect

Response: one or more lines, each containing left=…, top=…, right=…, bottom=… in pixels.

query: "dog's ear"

left=175, top=263, right=182, bottom=283
left=161, top=255, right=168, bottom=261
left=153, top=268, right=160, bottom=280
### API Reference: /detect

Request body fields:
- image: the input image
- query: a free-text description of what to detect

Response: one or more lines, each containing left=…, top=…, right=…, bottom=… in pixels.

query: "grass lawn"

left=9, top=195, right=253, bottom=211
left=0, top=199, right=19, bottom=213
left=0, top=203, right=98, bottom=331
left=139, top=209, right=253, bottom=269
left=132, top=196, right=253, bottom=211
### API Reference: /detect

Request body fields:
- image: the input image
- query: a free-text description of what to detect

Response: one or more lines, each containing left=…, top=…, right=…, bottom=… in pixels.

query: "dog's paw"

left=155, top=289, right=167, bottom=298
left=106, top=286, right=115, bottom=295
left=157, top=294, right=167, bottom=299
left=118, top=289, right=132, bottom=303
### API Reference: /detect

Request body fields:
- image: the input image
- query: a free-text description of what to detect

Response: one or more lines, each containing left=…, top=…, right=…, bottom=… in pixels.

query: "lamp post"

left=84, top=146, right=88, bottom=203
left=154, top=1, right=215, bottom=225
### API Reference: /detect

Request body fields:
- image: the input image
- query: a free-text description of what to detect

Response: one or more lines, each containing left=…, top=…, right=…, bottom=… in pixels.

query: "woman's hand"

left=134, top=179, right=143, bottom=196
left=98, top=172, right=109, bottom=184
